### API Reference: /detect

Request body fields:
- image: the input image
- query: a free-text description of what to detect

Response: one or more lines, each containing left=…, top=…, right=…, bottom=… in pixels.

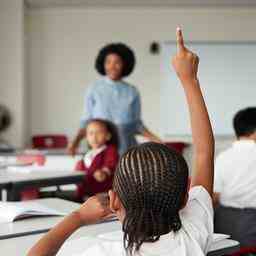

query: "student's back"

left=215, top=140, right=256, bottom=208
left=214, top=107, right=256, bottom=247
left=57, top=186, right=212, bottom=256
left=214, top=107, right=256, bottom=209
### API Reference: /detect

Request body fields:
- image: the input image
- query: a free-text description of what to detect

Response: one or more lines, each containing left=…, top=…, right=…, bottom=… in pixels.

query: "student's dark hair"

left=233, top=107, right=256, bottom=137
left=113, top=142, right=189, bottom=255
left=86, top=119, right=119, bottom=148
left=95, top=43, right=136, bottom=77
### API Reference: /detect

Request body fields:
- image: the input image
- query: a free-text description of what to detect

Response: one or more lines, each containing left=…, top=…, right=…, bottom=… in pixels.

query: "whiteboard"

left=160, top=42, right=256, bottom=136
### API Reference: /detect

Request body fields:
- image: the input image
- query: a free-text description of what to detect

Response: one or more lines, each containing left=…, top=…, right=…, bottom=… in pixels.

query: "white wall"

left=161, top=42, right=256, bottom=136
left=26, top=7, right=256, bottom=142
left=0, top=0, right=25, bottom=147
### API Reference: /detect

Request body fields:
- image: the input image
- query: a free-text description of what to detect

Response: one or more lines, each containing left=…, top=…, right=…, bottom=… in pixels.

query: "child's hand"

left=75, top=193, right=113, bottom=225
left=172, top=27, right=199, bottom=83
left=27, top=196, right=113, bottom=256
left=93, top=170, right=107, bottom=182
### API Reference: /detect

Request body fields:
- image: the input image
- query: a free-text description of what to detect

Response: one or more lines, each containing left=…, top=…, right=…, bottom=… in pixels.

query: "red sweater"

left=75, top=144, right=119, bottom=199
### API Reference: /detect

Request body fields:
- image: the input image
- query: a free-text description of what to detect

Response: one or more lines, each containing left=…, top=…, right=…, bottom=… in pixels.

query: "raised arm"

left=172, top=28, right=215, bottom=197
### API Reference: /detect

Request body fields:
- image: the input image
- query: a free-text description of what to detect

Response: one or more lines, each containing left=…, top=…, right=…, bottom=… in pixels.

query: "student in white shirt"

left=27, top=28, right=215, bottom=256
left=214, top=107, right=256, bottom=247
left=214, top=107, right=256, bottom=208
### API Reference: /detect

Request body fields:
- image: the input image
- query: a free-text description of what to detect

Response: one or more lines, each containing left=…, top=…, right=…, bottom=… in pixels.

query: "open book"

left=0, top=201, right=65, bottom=223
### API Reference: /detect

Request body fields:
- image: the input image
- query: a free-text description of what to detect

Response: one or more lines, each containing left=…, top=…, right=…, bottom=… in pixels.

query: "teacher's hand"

left=67, top=142, right=77, bottom=156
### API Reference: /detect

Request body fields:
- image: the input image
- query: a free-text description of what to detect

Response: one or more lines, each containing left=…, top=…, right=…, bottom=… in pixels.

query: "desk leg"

left=1, top=189, right=7, bottom=201
left=7, top=189, right=20, bottom=201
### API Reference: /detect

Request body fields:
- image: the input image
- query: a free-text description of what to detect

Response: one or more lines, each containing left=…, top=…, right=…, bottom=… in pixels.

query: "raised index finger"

left=176, top=27, right=185, bottom=52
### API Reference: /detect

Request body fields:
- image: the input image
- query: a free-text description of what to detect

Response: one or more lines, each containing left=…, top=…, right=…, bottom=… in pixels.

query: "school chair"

left=229, top=246, right=256, bottom=256
left=165, top=142, right=189, bottom=154
left=32, top=134, right=68, bottom=149
left=16, top=153, right=46, bottom=200
left=32, top=133, right=80, bottom=201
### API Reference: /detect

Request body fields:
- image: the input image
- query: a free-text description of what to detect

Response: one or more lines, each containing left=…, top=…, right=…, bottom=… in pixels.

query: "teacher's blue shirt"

left=80, top=77, right=144, bottom=154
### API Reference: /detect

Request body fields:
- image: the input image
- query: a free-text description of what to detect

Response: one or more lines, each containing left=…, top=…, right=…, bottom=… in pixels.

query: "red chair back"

left=17, top=153, right=46, bottom=200
left=32, top=134, right=68, bottom=149
left=229, top=247, right=256, bottom=255
left=165, top=142, right=189, bottom=154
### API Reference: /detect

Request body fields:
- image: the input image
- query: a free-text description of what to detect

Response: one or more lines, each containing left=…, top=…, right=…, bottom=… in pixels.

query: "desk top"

left=0, top=149, right=85, bottom=157
left=0, top=222, right=239, bottom=256
left=0, top=198, right=80, bottom=240
left=0, top=221, right=121, bottom=256
left=0, top=198, right=240, bottom=256
left=0, top=169, right=84, bottom=187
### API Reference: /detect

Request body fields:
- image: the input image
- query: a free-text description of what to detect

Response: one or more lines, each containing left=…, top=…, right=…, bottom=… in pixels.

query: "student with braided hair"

left=28, top=28, right=215, bottom=256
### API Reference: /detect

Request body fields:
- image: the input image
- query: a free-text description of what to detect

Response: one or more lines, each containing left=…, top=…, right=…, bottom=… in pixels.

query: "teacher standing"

left=68, top=43, right=161, bottom=155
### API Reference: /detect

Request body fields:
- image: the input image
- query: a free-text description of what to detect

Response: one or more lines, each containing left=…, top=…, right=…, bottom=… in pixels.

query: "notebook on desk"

left=0, top=201, right=65, bottom=223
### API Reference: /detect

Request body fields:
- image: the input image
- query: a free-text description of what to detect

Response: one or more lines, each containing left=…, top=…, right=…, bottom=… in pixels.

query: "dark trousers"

left=214, top=205, right=256, bottom=247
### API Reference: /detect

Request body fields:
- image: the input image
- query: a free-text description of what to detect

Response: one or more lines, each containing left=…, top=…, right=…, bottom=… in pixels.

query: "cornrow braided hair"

left=113, top=142, right=189, bottom=255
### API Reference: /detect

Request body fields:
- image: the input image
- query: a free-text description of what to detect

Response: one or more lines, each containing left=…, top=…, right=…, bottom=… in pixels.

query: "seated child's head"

left=109, top=142, right=189, bottom=255
left=233, top=107, right=256, bottom=140
left=86, top=119, right=119, bottom=149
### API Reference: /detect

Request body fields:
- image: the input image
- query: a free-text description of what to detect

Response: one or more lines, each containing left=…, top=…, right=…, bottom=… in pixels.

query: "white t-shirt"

left=58, top=186, right=213, bottom=256
left=214, top=140, right=256, bottom=208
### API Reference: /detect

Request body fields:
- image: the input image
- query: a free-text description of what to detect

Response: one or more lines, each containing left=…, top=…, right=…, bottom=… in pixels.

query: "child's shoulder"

left=216, top=146, right=234, bottom=160
left=105, top=144, right=118, bottom=152
left=181, top=185, right=213, bottom=221
left=75, top=159, right=86, bottom=171
left=216, top=141, right=247, bottom=162
left=180, top=186, right=213, bottom=240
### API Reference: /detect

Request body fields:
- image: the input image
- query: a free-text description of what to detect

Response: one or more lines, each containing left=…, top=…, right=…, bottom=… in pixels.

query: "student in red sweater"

left=75, top=119, right=119, bottom=201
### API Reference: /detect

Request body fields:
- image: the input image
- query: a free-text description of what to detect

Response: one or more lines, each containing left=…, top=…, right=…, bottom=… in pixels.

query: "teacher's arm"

left=67, top=128, right=86, bottom=156
left=67, top=88, right=94, bottom=156
left=141, top=127, right=162, bottom=143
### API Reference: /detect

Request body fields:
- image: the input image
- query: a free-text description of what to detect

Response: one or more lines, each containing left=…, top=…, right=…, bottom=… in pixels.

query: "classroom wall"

left=25, top=7, right=256, bottom=144
left=0, top=0, right=25, bottom=147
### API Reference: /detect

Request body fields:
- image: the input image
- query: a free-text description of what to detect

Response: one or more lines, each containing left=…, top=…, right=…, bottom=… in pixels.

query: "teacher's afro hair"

left=95, top=43, right=136, bottom=78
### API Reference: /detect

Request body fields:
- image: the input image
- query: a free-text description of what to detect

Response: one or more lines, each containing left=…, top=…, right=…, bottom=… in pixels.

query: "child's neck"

left=90, top=144, right=106, bottom=150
